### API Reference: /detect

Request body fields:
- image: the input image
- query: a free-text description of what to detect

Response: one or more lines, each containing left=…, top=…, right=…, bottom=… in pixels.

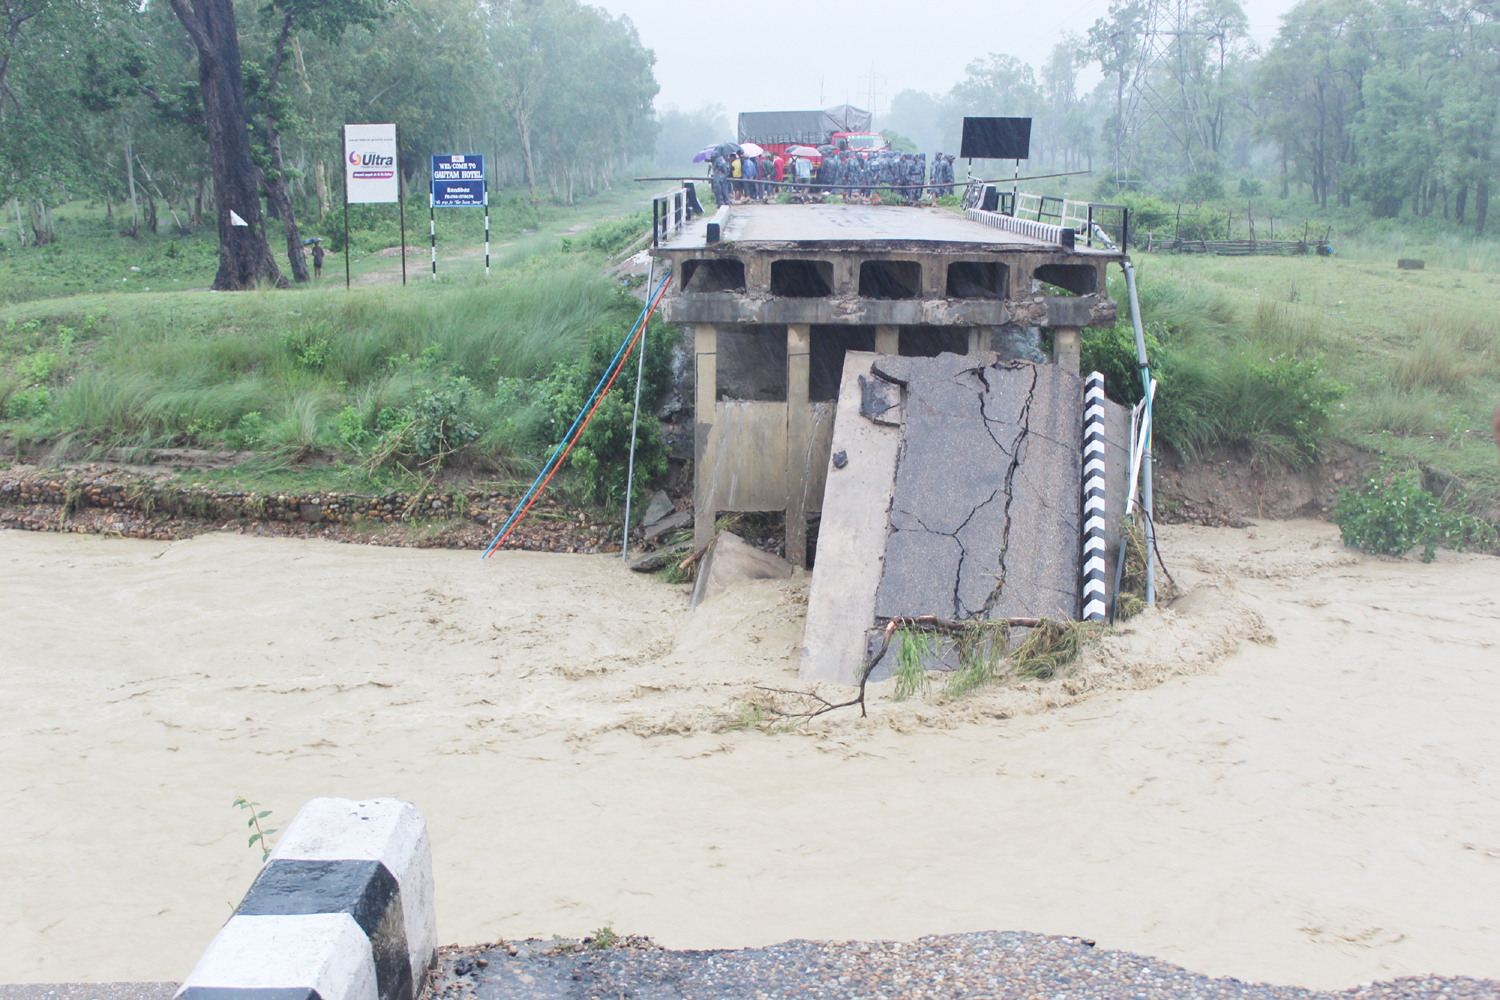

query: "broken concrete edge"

left=689, top=529, right=794, bottom=610
left=176, top=798, right=436, bottom=1000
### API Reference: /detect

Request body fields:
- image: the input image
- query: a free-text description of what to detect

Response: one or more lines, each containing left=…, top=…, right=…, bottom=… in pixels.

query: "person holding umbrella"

left=303, top=237, right=325, bottom=278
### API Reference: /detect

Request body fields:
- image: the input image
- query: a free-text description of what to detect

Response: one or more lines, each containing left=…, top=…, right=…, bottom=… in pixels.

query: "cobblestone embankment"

left=0, top=466, right=620, bottom=552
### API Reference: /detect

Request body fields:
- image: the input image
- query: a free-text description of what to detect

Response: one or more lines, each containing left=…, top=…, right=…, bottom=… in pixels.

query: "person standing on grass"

left=312, top=240, right=325, bottom=278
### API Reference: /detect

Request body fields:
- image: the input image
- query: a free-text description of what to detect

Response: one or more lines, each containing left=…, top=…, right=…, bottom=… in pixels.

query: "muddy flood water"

left=2, top=521, right=1498, bottom=990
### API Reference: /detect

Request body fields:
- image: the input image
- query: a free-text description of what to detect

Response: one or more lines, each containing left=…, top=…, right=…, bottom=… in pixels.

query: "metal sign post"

left=431, top=154, right=488, bottom=280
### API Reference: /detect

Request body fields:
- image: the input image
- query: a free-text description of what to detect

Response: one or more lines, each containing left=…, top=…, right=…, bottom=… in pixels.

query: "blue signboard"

left=431, top=154, right=487, bottom=207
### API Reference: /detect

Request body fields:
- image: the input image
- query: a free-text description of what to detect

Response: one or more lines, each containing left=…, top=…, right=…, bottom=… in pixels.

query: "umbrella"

left=786, top=145, right=821, bottom=157
left=740, top=142, right=765, bottom=157
left=301, top=237, right=324, bottom=246
left=716, top=141, right=743, bottom=156
left=692, top=146, right=715, bottom=163
left=817, top=144, right=838, bottom=155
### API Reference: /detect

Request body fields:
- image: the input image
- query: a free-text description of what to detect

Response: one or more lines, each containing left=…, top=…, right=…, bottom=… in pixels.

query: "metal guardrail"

left=963, top=183, right=1128, bottom=252
left=651, top=182, right=704, bottom=246
left=965, top=207, right=1076, bottom=250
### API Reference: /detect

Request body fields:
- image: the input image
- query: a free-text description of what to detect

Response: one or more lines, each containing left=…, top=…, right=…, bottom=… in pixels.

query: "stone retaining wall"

left=0, top=468, right=622, bottom=553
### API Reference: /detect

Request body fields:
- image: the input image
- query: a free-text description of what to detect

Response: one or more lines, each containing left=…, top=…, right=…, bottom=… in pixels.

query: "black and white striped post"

left=177, top=797, right=436, bottom=1000
left=1081, top=372, right=1108, bottom=622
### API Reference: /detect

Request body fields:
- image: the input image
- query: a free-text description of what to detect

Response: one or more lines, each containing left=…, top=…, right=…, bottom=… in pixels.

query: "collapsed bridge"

left=649, top=198, right=1135, bottom=682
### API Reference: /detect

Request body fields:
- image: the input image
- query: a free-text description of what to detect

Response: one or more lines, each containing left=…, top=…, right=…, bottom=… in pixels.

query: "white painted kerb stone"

left=180, top=914, right=376, bottom=1000
left=271, top=797, right=437, bottom=985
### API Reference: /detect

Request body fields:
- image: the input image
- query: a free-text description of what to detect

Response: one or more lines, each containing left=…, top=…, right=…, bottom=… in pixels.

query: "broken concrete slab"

left=641, top=509, right=693, bottom=542
left=799, top=353, right=903, bottom=685
left=871, top=355, right=1081, bottom=624
left=641, top=489, right=673, bottom=527
left=626, top=543, right=692, bottom=573
left=803, top=353, right=1094, bottom=685
left=690, top=530, right=793, bottom=609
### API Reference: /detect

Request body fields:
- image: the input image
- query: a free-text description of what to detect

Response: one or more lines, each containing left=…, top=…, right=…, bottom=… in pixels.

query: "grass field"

left=1115, top=240, right=1500, bottom=504
left=0, top=183, right=651, bottom=301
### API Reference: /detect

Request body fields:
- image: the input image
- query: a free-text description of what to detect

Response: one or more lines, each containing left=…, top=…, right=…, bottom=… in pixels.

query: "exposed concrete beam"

left=694, top=324, right=717, bottom=554
left=785, top=324, right=811, bottom=569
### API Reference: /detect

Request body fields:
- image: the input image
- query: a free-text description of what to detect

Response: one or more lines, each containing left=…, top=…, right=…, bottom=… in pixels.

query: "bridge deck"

left=660, top=203, right=1117, bottom=254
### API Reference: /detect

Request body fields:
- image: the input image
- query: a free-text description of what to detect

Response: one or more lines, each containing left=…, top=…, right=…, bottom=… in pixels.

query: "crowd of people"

left=707, top=146, right=959, bottom=206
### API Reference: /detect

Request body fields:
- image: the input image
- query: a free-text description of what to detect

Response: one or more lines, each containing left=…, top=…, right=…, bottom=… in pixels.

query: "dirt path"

left=2, top=521, right=1497, bottom=989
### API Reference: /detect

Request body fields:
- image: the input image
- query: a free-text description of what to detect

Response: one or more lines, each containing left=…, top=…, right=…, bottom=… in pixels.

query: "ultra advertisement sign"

left=344, top=123, right=399, bottom=204
left=431, top=154, right=487, bottom=207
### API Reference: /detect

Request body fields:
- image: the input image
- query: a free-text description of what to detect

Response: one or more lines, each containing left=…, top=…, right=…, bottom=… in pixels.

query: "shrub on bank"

left=1082, top=269, right=1347, bottom=463
left=1333, top=462, right=1496, bottom=561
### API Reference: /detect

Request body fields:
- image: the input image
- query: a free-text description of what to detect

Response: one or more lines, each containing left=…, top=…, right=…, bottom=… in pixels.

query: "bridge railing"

left=963, top=181, right=1129, bottom=251
left=651, top=182, right=704, bottom=246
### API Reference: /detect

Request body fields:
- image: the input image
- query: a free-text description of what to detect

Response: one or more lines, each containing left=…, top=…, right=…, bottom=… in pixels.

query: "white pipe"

left=1122, top=260, right=1156, bottom=606
left=621, top=257, right=654, bottom=562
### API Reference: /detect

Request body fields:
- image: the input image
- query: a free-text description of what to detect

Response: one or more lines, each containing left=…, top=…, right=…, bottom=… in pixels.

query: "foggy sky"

left=608, top=0, right=1306, bottom=125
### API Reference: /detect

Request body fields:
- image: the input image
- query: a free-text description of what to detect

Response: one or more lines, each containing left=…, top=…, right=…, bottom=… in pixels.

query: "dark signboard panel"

left=960, top=118, right=1032, bottom=160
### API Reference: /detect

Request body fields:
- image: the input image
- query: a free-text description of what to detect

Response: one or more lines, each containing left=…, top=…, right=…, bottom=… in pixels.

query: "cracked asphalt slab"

left=871, top=355, right=1080, bottom=627
left=427, top=932, right=1500, bottom=1000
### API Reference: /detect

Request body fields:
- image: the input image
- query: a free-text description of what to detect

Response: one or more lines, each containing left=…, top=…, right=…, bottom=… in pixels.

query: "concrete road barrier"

left=177, top=798, right=435, bottom=1000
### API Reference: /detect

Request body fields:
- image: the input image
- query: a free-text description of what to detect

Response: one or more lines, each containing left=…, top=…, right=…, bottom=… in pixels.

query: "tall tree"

left=168, top=0, right=283, bottom=289
left=253, top=0, right=390, bottom=282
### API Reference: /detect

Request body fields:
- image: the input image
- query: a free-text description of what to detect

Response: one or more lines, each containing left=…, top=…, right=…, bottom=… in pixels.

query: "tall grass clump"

left=1391, top=321, right=1480, bottom=393
left=1084, top=266, right=1346, bottom=463
left=1353, top=385, right=1447, bottom=437
left=6, top=257, right=659, bottom=474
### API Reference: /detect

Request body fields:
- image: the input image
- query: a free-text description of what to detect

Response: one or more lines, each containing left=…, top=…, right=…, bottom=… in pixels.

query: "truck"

left=737, top=105, right=888, bottom=159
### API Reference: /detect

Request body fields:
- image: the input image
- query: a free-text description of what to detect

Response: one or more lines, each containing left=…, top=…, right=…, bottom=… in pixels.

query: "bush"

left=1184, top=172, right=1225, bottom=205
left=407, top=378, right=480, bottom=458
left=1333, top=463, right=1496, bottom=562
left=536, top=317, right=680, bottom=507
left=562, top=212, right=651, bottom=256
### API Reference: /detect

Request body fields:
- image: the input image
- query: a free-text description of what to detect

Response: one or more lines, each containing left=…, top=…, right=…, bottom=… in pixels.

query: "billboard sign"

left=432, top=154, right=486, bottom=207
left=959, top=117, right=1032, bottom=160
left=344, top=123, right=399, bottom=204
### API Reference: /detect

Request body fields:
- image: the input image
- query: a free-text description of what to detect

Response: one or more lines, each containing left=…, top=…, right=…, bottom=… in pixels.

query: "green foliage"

left=407, top=377, right=480, bottom=459
left=880, top=130, right=918, bottom=153
left=1183, top=172, right=1225, bottom=205
left=1333, top=462, right=1496, bottom=562
left=536, top=318, right=680, bottom=507
left=232, top=796, right=277, bottom=863
left=1083, top=271, right=1345, bottom=461
left=891, top=629, right=933, bottom=701
left=1239, top=353, right=1346, bottom=456
left=1238, top=178, right=1264, bottom=197
left=939, top=622, right=1009, bottom=699
left=561, top=212, right=650, bottom=256
left=589, top=925, right=618, bottom=950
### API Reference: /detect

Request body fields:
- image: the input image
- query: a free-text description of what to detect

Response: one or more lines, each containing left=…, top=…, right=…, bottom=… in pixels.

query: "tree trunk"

left=192, top=176, right=204, bottom=227
left=1476, top=180, right=1489, bottom=236
left=123, top=118, right=140, bottom=238
left=314, top=161, right=329, bottom=219
left=1456, top=183, right=1468, bottom=223
left=169, top=0, right=284, bottom=289
left=516, top=94, right=537, bottom=198
left=27, top=198, right=48, bottom=245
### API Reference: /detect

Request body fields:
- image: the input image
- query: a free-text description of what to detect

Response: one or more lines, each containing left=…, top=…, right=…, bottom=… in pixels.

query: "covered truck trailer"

left=737, top=105, right=884, bottom=155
